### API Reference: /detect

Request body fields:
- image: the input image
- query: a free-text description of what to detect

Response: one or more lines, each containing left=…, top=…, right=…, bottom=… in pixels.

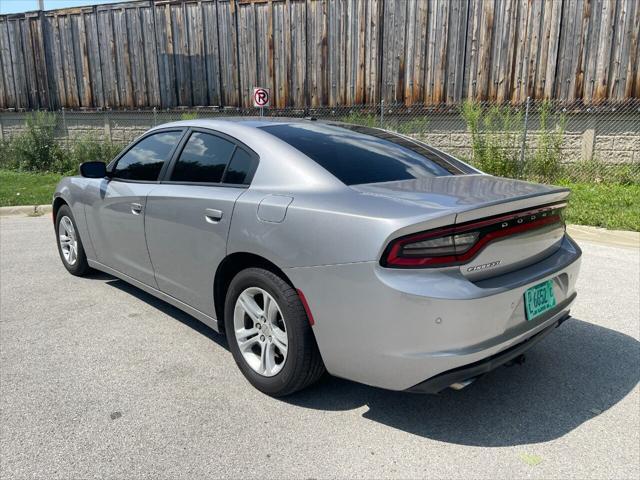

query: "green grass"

left=0, top=170, right=638, bottom=231
left=0, top=170, right=62, bottom=207
left=561, top=182, right=640, bottom=232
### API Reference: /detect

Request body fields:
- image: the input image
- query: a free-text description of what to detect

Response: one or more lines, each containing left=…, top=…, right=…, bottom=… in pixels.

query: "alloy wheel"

left=233, top=287, right=288, bottom=377
left=58, top=216, right=78, bottom=266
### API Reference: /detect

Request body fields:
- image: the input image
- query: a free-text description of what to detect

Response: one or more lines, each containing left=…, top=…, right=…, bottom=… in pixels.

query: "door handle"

left=131, top=203, right=143, bottom=215
left=204, top=208, right=223, bottom=224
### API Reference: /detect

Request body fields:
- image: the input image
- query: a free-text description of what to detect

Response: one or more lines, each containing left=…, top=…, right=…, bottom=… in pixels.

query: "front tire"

left=55, top=204, right=90, bottom=276
left=224, top=268, right=325, bottom=396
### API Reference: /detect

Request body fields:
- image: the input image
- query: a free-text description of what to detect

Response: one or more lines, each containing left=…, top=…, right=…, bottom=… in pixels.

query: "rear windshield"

left=259, top=122, right=466, bottom=185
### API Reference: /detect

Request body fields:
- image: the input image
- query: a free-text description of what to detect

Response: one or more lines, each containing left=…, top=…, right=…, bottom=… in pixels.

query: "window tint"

left=113, top=131, right=182, bottom=181
left=223, top=148, right=258, bottom=185
left=171, top=132, right=236, bottom=183
left=260, top=123, right=462, bottom=185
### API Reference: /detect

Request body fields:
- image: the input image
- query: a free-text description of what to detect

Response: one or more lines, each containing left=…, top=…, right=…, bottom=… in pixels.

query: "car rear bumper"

left=406, top=312, right=571, bottom=393
left=285, top=235, right=581, bottom=391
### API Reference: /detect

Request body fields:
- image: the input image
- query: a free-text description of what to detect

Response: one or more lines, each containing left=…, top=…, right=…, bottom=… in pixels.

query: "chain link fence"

left=1, top=98, right=638, bottom=184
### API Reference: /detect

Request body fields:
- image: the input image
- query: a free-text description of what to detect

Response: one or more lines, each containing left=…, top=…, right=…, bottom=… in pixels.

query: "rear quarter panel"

left=226, top=188, right=457, bottom=268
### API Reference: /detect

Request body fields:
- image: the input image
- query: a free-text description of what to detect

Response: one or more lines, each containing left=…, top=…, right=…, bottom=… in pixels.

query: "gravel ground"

left=1, top=215, right=638, bottom=479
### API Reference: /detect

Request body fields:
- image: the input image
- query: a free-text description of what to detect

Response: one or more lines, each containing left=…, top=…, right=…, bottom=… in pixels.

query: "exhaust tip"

left=449, top=378, right=476, bottom=390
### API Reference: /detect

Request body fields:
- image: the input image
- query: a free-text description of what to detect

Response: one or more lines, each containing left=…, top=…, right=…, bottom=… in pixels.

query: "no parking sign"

left=253, top=87, right=270, bottom=108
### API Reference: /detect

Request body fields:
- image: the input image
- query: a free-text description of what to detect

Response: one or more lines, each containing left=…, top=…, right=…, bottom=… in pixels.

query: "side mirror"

left=79, top=161, right=107, bottom=178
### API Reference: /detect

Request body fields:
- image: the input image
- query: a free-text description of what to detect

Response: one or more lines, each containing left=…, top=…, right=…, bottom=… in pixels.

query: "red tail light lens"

left=382, top=203, right=566, bottom=268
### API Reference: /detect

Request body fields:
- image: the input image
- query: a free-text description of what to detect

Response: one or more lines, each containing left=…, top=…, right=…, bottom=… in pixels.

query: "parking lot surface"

left=1, top=215, right=639, bottom=479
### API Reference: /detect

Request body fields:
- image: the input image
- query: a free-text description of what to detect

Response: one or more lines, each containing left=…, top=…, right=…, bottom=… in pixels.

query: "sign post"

left=253, top=87, right=270, bottom=117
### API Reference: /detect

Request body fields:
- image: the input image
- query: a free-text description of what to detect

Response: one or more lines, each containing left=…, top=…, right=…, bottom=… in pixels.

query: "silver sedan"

left=53, top=118, right=581, bottom=396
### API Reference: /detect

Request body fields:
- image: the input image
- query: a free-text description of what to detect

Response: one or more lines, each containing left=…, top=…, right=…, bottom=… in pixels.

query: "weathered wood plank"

left=433, top=0, right=450, bottom=103
left=47, top=13, right=68, bottom=108
left=154, top=2, right=177, bottom=108
left=289, top=0, right=306, bottom=107
left=216, top=0, right=240, bottom=106
left=83, top=9, right=104, bottom=107
left=202, top=0, right=222, bottom=105
left=364, top=0, right=380, bottom=104
left=185, top=2, right=206, bottom=106
left=403, top=0, right=426, bottom=104
left=7, top=18, right=28, bottom=108
left=0, top=18, right=16, bottom=109
left=59, top=15, right=80, bottom=107
left=306, top=0, right=327, bottom=106
left=171, top=2, right=191, bottom=106
left=624, top=0, right=640, bottom=98
left=608, top=0, right=635, bottom=99
left=237, top=0, right=255, bottom=107
left=463, top=0, right=480, bottom=100
left=96, top=8, right=119, bottom=107
left=126, top=6, right=147, bottom=107
left=20, top=17, right=40, bottom=108
left=593, top=0, right=617, bottom=101
left=271, top=0, right=289, bottom=107
left=446, top=0, right=469, bottom=104
left=381, top=0, right=408, bottom=104
left=583, top=0, right=603, bottom=102
left=542, top=0, right=563, bottom=99
left=0, top=25, right=6, bottom=109
left=71, top=12, right=93, bottom=107
left=112, top=8, right=133, bottom=108
left=141, top=5, right=160, bottom=106
left=328, top=0, right=348, bottom=105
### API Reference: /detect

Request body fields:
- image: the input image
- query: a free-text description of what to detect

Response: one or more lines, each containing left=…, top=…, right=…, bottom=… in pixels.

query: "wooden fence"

left=0, top=0, right=638, bottom=110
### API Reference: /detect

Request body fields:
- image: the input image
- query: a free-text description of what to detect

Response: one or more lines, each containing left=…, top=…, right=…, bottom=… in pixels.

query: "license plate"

left=524, top=280, right=557, bottom=321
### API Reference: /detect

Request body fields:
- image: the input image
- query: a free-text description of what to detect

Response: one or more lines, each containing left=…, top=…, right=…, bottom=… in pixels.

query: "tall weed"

left=526, top=101, right=565, bottom=182
left=61, top=135, right=124, bottom=175
left=461, top=101, right=522, bottom=178
left=10, top=111, right=63, bottom=172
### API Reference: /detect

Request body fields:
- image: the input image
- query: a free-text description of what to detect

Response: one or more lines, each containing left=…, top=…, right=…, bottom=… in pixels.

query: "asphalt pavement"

left=1, top=215, right=638, bottom=479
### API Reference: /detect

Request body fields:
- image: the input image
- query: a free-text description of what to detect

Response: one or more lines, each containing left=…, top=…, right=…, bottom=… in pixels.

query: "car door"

left=86, top=129, right=185, bottom=287
left=145, top=128, right=259, bottom=317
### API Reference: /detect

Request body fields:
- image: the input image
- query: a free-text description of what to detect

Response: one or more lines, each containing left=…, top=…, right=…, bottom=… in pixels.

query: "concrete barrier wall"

left=0, top=110, right=638, bottom=164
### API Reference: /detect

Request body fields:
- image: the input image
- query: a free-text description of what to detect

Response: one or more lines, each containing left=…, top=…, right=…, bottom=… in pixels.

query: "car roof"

left=156, top=116, right=322, bottom=129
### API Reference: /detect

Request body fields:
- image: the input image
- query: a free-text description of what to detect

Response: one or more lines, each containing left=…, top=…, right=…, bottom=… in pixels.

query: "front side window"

left=171, top=132, right=236, bottom=183
left=113, top=131, right=182, bottom=181
left=260, top=123, right=465, bottom=185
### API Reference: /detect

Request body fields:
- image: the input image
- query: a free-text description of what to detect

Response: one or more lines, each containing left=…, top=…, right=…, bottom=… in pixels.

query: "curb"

left=0, top=204, right=52, bottom=217
left=566, top=225, right=639, bottom=250
left=1, top=205, right=638, bottom=248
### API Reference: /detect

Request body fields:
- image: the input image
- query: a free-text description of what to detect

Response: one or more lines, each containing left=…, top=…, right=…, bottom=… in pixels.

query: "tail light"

left=382, top=203, right=566, bottom=268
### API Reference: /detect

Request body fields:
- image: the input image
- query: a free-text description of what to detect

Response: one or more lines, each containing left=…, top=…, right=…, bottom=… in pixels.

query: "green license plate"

left=524, top=280, right=557, bottom=321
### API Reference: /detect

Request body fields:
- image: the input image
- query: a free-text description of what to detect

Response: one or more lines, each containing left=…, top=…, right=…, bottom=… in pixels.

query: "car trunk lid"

left=355, top=175, right=570, bottom=278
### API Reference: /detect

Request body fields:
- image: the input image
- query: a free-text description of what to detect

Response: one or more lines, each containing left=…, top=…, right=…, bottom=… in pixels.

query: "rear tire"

left=224, top=267, right=325, bottom=396
left=55, top=204, right=90, bottom=276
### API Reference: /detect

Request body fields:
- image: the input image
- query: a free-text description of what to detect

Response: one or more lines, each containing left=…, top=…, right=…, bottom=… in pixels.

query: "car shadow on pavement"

left=105, top=278, right=228, bottom=349
left=103, top=277, right=638, bottom=447
left=284, top=318, right=640, bottom=447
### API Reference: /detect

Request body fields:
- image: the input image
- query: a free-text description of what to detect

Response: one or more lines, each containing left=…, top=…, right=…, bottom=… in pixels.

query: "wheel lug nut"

left=260, top=335, right=265, bottom=342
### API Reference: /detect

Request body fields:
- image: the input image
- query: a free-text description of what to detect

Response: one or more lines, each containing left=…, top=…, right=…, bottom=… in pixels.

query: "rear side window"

left=171, top=132, right=236, bottom=183
left=260, top=123, right=462, bottom=185
left=113, top=131, right=182, bottom=181
left=222, top=148, right=258, bottom=185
